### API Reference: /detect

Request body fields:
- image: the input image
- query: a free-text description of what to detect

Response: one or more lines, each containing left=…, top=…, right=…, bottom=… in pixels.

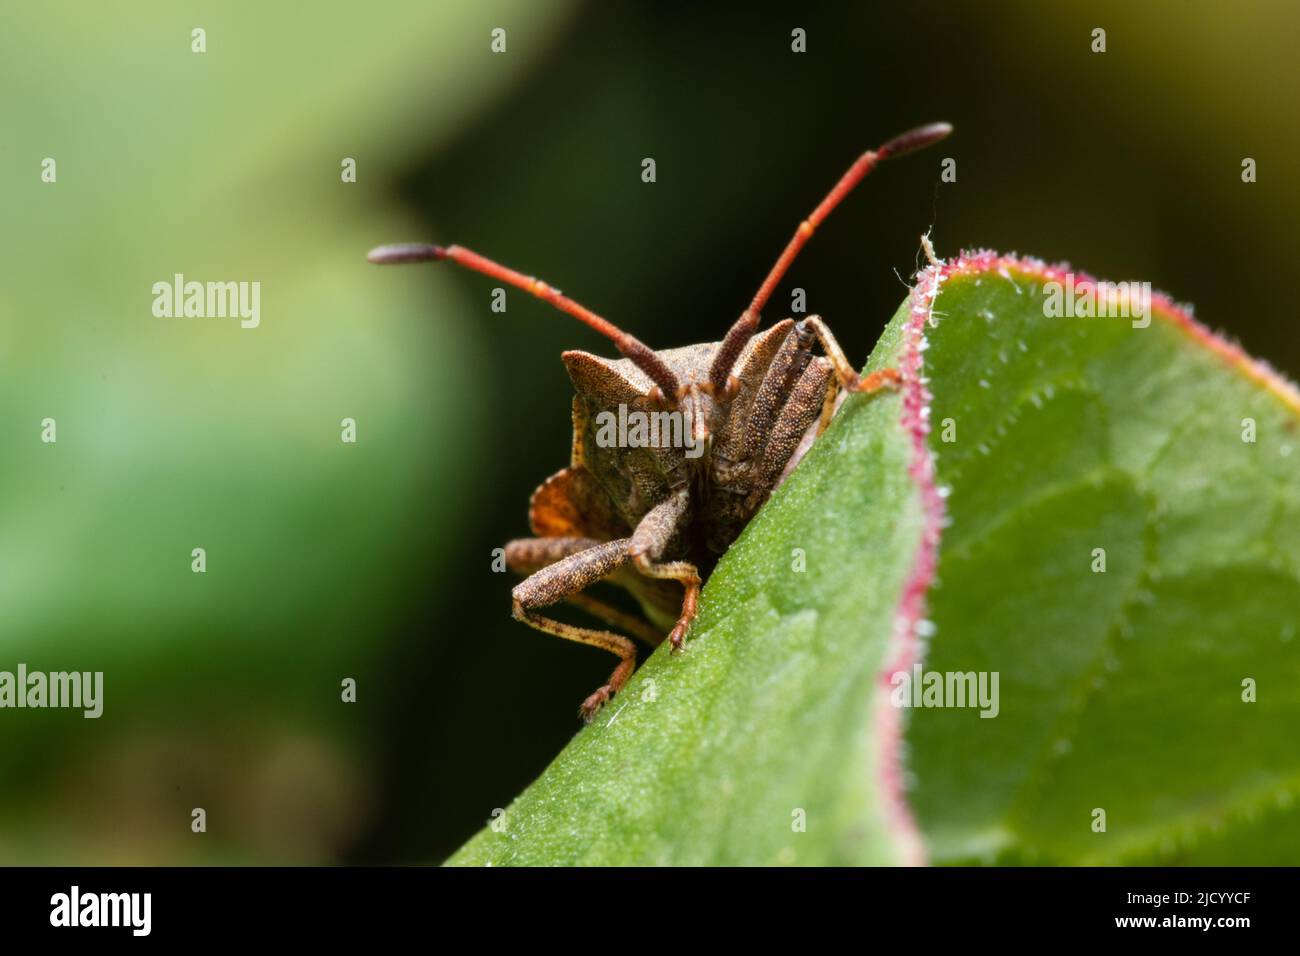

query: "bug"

left=369, top=122, right=951, bottom=720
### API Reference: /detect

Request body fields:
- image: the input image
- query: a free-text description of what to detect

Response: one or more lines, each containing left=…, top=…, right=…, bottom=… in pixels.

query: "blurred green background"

left=2, top=0, right=1296, bottom=863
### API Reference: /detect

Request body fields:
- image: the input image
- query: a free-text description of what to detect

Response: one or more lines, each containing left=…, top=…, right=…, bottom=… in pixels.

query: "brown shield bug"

left=369, top=122, right=951, bottom=721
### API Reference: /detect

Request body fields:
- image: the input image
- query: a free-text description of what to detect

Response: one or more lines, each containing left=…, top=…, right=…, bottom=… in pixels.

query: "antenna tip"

left=366, top=242, right=445, bottom=264
left=878, top=122, right=953, bottom=160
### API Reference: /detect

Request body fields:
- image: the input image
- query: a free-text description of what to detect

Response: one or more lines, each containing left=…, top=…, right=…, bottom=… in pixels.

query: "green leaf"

left=907, top=254, right=1300, bottom=865
left=450, top=252, right=1300, bottom=866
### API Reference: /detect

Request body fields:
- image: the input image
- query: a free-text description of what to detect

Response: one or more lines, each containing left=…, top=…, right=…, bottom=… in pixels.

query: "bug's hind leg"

left=629, top=490, right=701, bottom=653
left=505, top=537, right=663, bottom=646
left=508, top=537, right=642, bottom=721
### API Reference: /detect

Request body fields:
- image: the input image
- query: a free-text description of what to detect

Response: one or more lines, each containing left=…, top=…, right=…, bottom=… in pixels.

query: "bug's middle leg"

left=509, top=537, right=642, bottom=721
left=629, top=489, right=701, bottom=653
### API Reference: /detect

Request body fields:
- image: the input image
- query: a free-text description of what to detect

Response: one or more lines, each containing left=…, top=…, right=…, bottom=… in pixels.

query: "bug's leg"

left=798, top=315, right=902, bottom=394
left=744, top=359, right=834, bottom=511
left=816, top=371, right=840, bottom=437
left=566, top=593, right=665, bottom=648
left=504, top=536, right=599, bottom=574
left=505, top=537, right=663, bottom=646
left=510, top=537, right=644, bottom=721
left=629, top=490, right=700, bottom=653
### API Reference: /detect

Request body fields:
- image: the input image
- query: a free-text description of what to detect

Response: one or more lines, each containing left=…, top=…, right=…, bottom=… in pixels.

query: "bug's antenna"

left=708, top=122, right=953, bottom=392
left=369, top=242, right=681, bottom=398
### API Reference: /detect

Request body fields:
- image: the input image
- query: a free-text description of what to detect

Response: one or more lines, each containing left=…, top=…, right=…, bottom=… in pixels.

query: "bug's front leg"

left=509, top=537, right=641, bottom=721
left=629, top=489, right=700, bottom=653
left=799, top=315, right=903, bottom=395
left=505, top=536, right=664, bottom=646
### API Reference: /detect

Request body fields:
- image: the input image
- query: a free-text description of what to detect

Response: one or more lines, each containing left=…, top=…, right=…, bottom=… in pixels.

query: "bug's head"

left=560, top=345, right=723, bottom=461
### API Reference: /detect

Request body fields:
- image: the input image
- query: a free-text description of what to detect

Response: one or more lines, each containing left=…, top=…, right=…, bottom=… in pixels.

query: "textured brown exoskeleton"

left=369, top=122, right=952, bottom=720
